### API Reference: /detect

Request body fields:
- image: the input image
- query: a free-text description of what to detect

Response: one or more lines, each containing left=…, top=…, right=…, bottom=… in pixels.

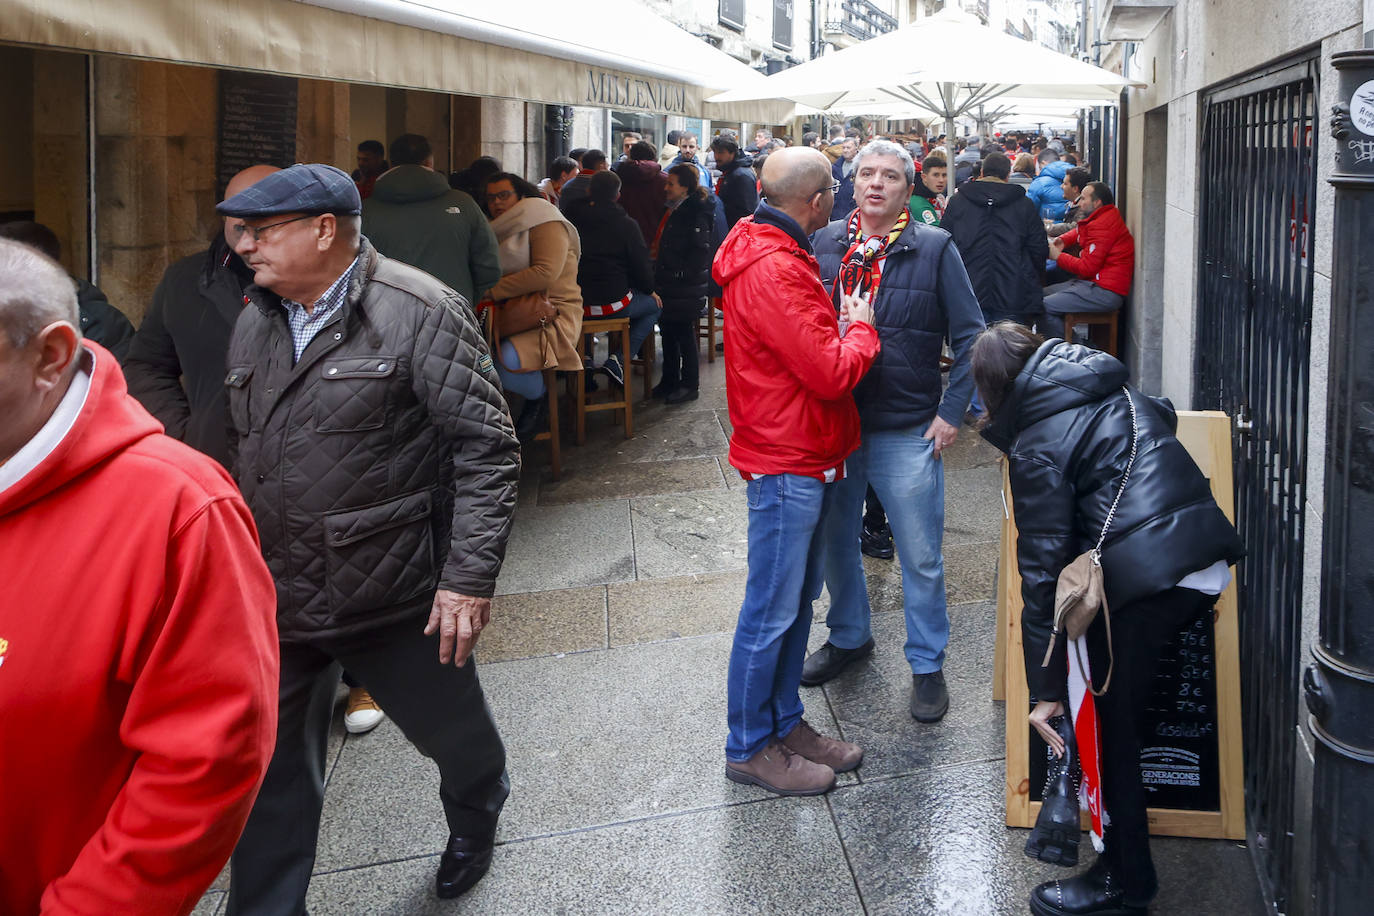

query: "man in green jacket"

left=362, top=133, right=502, bottom=306
left=907, top=153, right=948, bottom=227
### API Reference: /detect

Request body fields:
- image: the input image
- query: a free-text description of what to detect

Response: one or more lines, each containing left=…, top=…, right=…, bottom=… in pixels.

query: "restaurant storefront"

left=0, top=0, right=792, bottom=321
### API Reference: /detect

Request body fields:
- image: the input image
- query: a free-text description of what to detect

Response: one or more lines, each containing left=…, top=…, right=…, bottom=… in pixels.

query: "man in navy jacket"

left=801, top=140, right=986, bottom=723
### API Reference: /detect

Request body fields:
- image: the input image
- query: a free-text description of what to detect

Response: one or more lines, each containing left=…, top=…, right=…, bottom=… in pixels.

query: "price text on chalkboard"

left=217, top=73, right=299, bottom=200
left=1030, top=612, right=1222, bottom=812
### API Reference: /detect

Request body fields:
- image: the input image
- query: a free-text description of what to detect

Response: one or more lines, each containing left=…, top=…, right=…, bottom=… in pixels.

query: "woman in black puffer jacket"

left=652, top=164, right=717, bottom=403
left=972, top=323, right=1244, bottom=916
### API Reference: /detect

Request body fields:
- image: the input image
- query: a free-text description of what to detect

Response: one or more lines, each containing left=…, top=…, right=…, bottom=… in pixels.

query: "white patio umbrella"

left=708, top=7, right=1142, bottom=163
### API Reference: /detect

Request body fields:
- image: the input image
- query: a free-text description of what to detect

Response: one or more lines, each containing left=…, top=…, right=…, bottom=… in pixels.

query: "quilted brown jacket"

left=226, top=239, right=520, bottom=642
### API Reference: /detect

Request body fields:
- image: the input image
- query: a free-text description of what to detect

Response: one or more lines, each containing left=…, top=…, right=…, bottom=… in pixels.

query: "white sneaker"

left=344, top=686, right=385, bottom=734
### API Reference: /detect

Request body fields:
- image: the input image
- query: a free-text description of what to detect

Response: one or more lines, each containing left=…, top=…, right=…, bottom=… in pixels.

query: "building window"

left=773, top=0, right=794, bottom=50
left=720, top=0, right=746, bottom=32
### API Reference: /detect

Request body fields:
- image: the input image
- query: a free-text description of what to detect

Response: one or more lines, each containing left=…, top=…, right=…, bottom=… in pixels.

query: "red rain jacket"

left=712, top=214, right=880, bottom=478
left=1055, top=203, right=1135, bottom=296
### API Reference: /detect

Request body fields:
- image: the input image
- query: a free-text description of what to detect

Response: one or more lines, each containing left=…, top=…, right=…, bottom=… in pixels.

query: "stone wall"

left=93, top=57, right=219, bottom=325
left=32, top=49, right=89, bottom=279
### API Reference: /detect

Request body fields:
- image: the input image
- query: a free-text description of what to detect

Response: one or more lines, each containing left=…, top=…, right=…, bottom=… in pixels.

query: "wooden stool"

left=631, top=331, right=655, bottom=403
left=1062, top=310, right=1120, bottom=357
left=573, top=316, right=633, bottom=443
left=528, top=367, right=561, bottom=480
left=698, top=298, right=722, bottom=363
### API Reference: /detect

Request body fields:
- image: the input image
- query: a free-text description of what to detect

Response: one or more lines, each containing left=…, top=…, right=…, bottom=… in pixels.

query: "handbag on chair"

left=493, top=292, right=556, bottom=337
left=488, top=292, right=555, bottom=372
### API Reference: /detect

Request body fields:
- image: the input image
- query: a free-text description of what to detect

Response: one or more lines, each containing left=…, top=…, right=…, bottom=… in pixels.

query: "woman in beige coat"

left=484, top=173, right=583, bottom=437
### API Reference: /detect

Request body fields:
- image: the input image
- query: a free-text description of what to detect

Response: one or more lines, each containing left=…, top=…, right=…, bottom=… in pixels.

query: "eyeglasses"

left=487, top=189, right=516, bottom=204
left=230, top=214, right=315, bottom=243
left=814, top=180, right=841, bottom=199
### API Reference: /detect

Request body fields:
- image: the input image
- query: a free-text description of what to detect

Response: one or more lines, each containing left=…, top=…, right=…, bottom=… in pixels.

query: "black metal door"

left=1195, top=55, right=1318, bottom=914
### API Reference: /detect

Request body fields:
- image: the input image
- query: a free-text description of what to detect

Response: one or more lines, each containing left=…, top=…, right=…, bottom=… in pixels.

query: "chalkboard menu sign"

left=1028, top=612, right=1222, bottom=813
left=217, top=73, right=298, bottom=199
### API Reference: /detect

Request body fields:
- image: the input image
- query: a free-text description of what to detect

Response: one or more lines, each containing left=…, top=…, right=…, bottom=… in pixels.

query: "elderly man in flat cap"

left=219, top=164, right=521, bottom=914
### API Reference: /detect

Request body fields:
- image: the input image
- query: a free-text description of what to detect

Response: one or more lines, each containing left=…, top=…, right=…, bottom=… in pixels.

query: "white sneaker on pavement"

left=344, top=686, right=385, bottom=734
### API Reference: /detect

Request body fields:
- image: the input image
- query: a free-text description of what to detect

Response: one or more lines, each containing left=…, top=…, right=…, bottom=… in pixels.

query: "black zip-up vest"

left=813, top=219, right=952, bottom=431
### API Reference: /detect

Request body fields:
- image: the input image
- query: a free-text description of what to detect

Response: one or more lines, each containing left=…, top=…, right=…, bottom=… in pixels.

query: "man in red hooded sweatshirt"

left=713, top=147, right=881, bottom=796
left=0, top=238, right=280, bottom=916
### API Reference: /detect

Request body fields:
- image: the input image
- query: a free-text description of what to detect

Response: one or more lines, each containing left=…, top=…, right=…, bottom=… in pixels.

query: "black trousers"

left=226, top=614, right=509, bottom=916
left=1085, top=586, right=1214, bottom=905
left=658, top=317, right=698, bottom=392
left=863, top=485, right=886, bottom=529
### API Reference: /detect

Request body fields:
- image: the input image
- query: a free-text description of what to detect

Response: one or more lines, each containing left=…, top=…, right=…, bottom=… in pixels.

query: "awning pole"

left=942, top=82, right=957, bottom=167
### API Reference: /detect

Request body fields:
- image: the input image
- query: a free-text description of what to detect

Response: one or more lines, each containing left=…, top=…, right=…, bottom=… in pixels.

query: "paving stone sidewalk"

left=196, top=357, right=1264, bottom=915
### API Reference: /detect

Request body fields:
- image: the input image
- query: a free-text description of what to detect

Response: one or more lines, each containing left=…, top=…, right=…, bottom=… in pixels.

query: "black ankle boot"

left=1029, top=861, right=1147, bottom=915
left=514, top=395, right=548, bottom=444
left=434, top=832, right=495, bottom=899
left=1025, top=714, right=1081, bottom=866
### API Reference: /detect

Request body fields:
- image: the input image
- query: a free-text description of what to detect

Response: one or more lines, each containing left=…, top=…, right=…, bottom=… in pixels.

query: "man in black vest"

left=801, top=140, right=985, bottom=722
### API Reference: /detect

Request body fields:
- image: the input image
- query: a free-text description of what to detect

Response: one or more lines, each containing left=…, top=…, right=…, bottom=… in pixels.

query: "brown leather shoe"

left=780, top=719, right=863, bottom=773
left=726, top=739, right=836, bottom=796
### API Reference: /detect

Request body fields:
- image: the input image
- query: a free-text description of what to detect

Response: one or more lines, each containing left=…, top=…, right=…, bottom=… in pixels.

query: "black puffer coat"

left=716, top=155, right=759, bottom=228
left=564, top=197, right=654, bottom=309
left=941, top=179, right=1048, bottom=323
left=226, top=239, right=520, bottom=642
left=654, top=192, right=716, bottom=322
left=982, top=340, right=1245, bottom=702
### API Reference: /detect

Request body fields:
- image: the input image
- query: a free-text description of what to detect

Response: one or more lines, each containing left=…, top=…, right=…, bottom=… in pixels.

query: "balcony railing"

left=824, top=0, right=899, bottom=42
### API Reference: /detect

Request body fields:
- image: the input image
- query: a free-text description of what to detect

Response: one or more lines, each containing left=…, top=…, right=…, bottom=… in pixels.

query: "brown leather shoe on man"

left=780, top=719, right=863, bottom=773
left=726, top=738, right=836, bottom=796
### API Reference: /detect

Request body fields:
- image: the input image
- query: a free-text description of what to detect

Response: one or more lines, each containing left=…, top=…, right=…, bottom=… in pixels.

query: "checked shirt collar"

left=283, top=255, right=360, bottom=363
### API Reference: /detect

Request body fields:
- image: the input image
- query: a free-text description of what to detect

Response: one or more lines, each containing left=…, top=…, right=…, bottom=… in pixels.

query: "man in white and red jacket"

left=0, top=238, right=279, bottom=916
left=1041, top=180, right=1135, bottom=339
left=712, top=148, right=881, bottom=798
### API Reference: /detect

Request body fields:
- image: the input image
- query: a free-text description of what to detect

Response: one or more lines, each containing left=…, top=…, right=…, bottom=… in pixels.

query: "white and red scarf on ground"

left=1067, top=638, right=1110, bottom=852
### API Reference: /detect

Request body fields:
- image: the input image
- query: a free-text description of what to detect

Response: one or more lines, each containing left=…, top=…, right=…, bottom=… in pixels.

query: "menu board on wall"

left=217, top=73, right=298, bottom=199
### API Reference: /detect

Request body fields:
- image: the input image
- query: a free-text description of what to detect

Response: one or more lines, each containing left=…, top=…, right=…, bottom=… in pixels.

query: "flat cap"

left=217, top=163, right=362, bottom=218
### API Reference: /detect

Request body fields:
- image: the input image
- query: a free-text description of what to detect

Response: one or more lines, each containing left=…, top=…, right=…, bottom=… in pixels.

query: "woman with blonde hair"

left=1010, top=152, right=1036, bottom=188
left=483, top=172, right=583, bottom=439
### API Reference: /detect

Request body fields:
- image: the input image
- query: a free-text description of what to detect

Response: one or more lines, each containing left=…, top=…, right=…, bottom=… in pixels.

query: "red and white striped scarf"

left=836, top=207, right=910, bottom=301
left=1068, top=637, right=1110, bottom=852
left=584, top=291, right=632, bottom=318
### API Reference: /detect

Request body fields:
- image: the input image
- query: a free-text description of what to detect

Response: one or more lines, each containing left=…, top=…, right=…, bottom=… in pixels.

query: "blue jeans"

left=585, top=290, right=659, bottom=362
left=726, top=474, right=834, bottom=761
left=820, top=424, right=948, bottom=674
left=495, top=340, right=546, bottom=399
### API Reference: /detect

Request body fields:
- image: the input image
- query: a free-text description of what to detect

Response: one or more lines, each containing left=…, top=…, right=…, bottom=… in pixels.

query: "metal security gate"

left=1195, top=56, right=1318, bottom=914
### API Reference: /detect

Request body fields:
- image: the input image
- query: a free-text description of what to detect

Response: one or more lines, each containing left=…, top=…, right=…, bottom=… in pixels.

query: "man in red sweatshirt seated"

left=1040, top=180, right=1135, bottom=339
left=713, top=147, right=881, bottom=796
left=0, top=238, right=280, bottom=915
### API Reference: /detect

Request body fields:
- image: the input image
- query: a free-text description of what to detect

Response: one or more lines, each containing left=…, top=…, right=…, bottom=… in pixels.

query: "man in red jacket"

left=0, top=238, right=280, bottom=915
left=1041, top=180, right=1135, bottom=338
left=713, top=147, right=881, bottom=796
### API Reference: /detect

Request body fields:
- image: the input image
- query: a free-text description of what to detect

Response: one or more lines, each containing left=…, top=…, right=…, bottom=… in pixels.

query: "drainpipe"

left=1305, top=48, right=1374, bottom=914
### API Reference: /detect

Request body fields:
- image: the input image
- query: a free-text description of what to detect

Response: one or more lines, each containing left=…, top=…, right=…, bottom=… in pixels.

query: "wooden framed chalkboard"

left=998, top=410, right=1246, bottom=840
left=217, top=72, right=299, bottom=199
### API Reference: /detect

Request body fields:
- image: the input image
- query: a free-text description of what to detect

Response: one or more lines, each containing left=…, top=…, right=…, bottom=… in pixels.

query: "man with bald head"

left=125, top=164, right=281, bottom=468
left=713, top=147, right=881, bottom=797
left=0, top=238, right=279, bottom=915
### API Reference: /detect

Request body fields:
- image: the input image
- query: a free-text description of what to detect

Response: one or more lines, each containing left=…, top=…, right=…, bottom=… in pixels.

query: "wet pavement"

left=195, top=356, right=1266, bottom=915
